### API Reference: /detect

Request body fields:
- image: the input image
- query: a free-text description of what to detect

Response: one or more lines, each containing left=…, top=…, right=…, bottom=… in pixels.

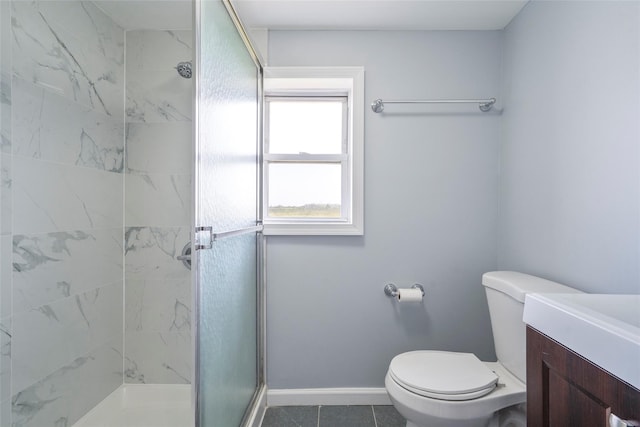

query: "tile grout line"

left=316, top=405, right=321, bottom=427
left=371, top=405, right=378, bottom=427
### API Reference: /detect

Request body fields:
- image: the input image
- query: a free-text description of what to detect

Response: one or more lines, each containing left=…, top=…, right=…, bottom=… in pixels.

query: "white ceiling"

left=233, top=0, right=529, bottom=31
left=93, top=0, right=528, bottom=32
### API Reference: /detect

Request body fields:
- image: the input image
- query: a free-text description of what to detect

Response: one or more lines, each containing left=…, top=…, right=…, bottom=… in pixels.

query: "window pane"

left=268, top=163, right=341, bottom=218
left=268, top=100, right=344, bottom=154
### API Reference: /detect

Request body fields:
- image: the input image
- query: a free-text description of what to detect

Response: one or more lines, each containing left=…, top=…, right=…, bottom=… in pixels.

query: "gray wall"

left=267, top=31, right=502, bottom=388
left=498, top=1, right=640, bottom=294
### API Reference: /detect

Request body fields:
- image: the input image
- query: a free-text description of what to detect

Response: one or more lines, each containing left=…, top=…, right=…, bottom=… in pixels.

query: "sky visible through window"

left=268, top=163, right=341, bottom=206
left=268, top=100, right=344, bottom=211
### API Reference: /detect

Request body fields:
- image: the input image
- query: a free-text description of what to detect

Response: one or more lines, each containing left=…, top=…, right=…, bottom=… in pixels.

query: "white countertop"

left=523, top=293, right=640, bottom=390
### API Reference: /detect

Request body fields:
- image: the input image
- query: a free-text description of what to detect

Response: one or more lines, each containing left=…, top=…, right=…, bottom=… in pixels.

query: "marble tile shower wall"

left=1, top=1, right=12, bottom=424
left=124, top=30, right=192, bottom=385
left=2, top=2, right=126, bottom=426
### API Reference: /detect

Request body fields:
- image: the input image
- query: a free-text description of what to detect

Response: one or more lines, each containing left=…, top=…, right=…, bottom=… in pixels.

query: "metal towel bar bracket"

left=371, top=98, right=496, bottom=113
left=384, top=283, right=425, bottom=298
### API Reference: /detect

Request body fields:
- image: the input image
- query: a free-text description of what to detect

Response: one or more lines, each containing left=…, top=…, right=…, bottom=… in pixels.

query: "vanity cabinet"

left=526, top=326, right=640, bottom=427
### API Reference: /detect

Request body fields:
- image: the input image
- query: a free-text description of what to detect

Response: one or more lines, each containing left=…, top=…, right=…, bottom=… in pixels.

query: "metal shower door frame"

left=192, top=0, right=265, bottom=425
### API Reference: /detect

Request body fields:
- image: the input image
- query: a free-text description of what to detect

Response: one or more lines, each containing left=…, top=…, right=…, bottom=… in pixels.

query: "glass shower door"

left=194, top=1, right=262, bottom=426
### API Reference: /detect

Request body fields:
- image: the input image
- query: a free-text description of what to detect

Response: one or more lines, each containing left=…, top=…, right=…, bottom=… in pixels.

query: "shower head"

left=176, top=61, right=192, bottom=79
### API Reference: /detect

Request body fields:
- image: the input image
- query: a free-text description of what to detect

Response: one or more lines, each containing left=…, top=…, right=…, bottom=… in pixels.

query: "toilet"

left=385, top=271, right=581, bottom=427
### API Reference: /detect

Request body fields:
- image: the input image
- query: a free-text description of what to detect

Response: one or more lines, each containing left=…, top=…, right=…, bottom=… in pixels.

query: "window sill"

left=262, top=222, right=363, bottom=236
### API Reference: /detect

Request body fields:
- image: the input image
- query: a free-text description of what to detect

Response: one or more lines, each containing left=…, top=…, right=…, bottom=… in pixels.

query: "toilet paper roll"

left=396, top=288, right=423, bottom=302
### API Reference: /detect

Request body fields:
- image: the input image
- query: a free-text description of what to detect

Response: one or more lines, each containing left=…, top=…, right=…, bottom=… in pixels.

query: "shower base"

left=72, top=384, right=193, bottom=427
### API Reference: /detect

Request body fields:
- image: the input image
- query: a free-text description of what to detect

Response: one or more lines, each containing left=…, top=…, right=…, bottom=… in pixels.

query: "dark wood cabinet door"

left=527, top=326, right=640, bottom=427
left=547, top=368, right=608, bottom=426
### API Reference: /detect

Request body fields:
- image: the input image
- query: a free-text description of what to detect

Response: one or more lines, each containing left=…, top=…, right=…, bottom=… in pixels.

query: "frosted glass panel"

left=196, top=1, right=259, bottom=426
left=198, top=234, right=257, bottom=427
left=198, top=0, right=258, bottom=231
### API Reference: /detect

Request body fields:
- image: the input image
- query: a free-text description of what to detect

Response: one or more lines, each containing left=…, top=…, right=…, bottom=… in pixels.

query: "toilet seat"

left=388, top=351, right=498, bottom=401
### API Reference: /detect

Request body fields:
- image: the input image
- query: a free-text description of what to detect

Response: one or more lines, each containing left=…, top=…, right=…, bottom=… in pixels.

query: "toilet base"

left=403, top=415, right=492, bottom=427
left=492, top=403, right=526, bottom=427
left=402, top=403, right=526, bottom=427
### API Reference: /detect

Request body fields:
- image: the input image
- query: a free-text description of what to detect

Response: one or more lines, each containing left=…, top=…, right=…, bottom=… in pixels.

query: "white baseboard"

left=266, top=387, right=391, bottom=407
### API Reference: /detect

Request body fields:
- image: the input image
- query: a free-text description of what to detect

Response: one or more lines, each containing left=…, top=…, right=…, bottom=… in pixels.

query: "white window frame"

left=264, top=95, right=349, bottom=221
left=262, top=67, right=364, bottom=236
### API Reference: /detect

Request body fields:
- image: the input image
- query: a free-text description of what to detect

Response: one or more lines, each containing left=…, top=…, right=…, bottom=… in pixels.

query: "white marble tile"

left=123, top=30, right=193, bottom=390
left=1, top=3, right=10, bottom=235
left=0, top=0, right=10, bottom=75
left=126, top=30, right=192, bottom=72
left=125, top=227, right=190, bottom=282
left=0, top=153, right=11, bottom=236
left=1, top=2, right=12, bottom=150
left=125, top=332, right=191, bottom=384
left=78, top=44, right=125, bottom=119
left=125, top=278, right=190, bottom=333
left=0, top=12, right=9, bottom=399
left=35, top=1, right=124, bottom=63
left=13, top=77, right=124, bottom=172
left=12, top=156, right=123, bottom=235
left=11, top=1, right=125, bottom=118
left=12, top=338, right=122, bottom=427
left=13, top=228, right=123, bottom=315
left=126, top=122, right=192, bottom=175
left=1, top=234, right=11, bottom=320
left=125, top=30, right=192, bottom=123
left=125, top=76, right=192, bottom=123
left=0, top=72, right=10, bottom=154
left=12, top=281, right=123, bottom=393
left=79, top=339, right=124, bottom=416
left=1, top=397, right=10, bottom=427
left=0, top=318, right=10, bottom=408
left=125, top=173, right=191, bottom=227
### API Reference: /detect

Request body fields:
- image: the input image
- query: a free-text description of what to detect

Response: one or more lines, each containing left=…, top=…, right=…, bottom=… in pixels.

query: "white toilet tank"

left=482, top=271, right=581, bottom=383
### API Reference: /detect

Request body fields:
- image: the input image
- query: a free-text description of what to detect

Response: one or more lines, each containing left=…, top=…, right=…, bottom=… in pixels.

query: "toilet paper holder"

left=384, top=283, right=425, bottom=298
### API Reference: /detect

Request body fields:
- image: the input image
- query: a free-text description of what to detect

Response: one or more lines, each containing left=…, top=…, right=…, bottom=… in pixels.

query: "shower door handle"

left=194, top=224, right=263, bottom=250
left=212, top=225, right=263, bottom=241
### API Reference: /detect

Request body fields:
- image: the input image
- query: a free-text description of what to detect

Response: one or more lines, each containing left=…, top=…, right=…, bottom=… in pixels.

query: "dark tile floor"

left=261, top=405, right=405, bottom=427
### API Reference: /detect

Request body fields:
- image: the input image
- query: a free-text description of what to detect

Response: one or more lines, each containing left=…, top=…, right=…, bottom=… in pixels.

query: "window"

left=262, top=67, right=364, bottom=235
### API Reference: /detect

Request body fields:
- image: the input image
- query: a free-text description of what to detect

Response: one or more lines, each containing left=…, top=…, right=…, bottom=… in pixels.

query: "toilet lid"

left=389, top=351, right=498, bottom=401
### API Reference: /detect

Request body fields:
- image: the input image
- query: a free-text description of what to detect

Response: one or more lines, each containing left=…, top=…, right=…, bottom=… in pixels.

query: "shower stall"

left=0, top=0, right=264, bottom=426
